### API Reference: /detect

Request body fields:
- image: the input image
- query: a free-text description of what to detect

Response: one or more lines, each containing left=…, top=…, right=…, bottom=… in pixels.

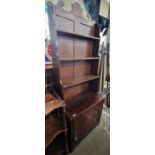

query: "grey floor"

left=70, top=106, right=110, bottom=155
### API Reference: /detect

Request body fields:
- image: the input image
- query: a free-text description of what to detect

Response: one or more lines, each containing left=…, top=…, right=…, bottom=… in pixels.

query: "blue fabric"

left=83, top=0, right=101, bottom=21
left=83, top=0, right=110, bottom=32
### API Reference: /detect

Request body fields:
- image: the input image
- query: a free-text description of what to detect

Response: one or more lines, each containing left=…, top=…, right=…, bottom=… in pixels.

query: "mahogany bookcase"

left=47, top=1, right=105, bottom=152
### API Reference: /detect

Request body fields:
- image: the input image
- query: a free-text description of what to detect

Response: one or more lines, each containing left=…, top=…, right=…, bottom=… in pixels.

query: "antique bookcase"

left=47, top=1, right=105, bottom=152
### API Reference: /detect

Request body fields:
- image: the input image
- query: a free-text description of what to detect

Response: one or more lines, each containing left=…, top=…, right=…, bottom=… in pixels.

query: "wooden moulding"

left=60, top=57, right=99, bottom=61
left=57, top=29, right=100, bottom=40
left=62, top=75, right=99, bottom=89
left=45, top=116, right=65, bottom=148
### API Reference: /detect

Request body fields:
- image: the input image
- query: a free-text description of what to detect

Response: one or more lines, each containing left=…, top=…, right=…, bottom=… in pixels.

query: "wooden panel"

left=74, top=61, right=91, bottom=77
left=90, top=60, right=99, bottom=75
left=63, top=83, right=89, bottom=104
left=74, top=39, right=94, bottom=58
left=74, top=104, right=100, bottom=143
left=60, top=61, right=74, bottom=81
left=57, top=35, right=73, bottom=59
left=56, top=16, right=74, bottom=33
left=79, top=23, right=95, bottom=36
left=92, top=40, right=100, bottom=57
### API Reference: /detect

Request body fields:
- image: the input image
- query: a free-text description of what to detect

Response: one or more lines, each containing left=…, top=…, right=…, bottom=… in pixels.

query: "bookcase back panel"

left=74, top=61, right=91, bottom=77
left=57, top=36, right=74, bottom=59
left=90, top=61, right=99, bottom=75
left=89, top=79, right=99, bottom=92
left=92, top=40, right=100, bottom=57
left=63, top=83, right=89, bottom=102
left=74, top=39, right=93, bottom=58
left=79, top=23, right=95, bottom=36
left=56, top=16, right=74, bottom=33
left=60, top=62, right=74, bottom=81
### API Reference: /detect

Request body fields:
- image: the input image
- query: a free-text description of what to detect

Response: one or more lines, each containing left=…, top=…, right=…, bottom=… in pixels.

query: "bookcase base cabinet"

left=66, top=100, right=104, bottom=152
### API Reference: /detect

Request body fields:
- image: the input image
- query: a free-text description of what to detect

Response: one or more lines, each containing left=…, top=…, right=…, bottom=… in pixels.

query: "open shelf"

left=66, top=92, right=105, bottom=119
left=60, top=57, right=99, bottom=61
left=57, top=29, right=100, bottom=40
left=45, top=133, right=66, bottom=155
left=45, top=99, right=64, bottom=116
left=45, top=116, right=65, bottom=148
left=62, top=75, right=99, bottom=89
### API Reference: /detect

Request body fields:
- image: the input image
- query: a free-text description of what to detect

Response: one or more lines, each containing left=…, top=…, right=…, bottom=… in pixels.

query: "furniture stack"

left=46, top=1, right=105, bottom=153
left=45, top=63, right=68, bottom=155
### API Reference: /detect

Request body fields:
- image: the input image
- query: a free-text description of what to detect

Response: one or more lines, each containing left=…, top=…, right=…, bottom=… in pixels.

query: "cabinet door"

left=73, top=103, right=100, bottom=144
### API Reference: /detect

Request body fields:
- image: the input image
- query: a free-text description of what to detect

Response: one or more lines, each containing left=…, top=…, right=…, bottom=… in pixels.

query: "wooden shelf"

left=45, top=62, right=58, bottom=69
left=45, top=133, right=66, bottom=155
left=45, top=99, right=64, bottom=116
left=57, top=30, right=100, bottom=40
left=45, top=116, right=65, bottom=148
left=66, top=92, right=105, bottom=119
left=62, top=75, right=99, bottom=88
left=60, top=57, right=99, bottom=61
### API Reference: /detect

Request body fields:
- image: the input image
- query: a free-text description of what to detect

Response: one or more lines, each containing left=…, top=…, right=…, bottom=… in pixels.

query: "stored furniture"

left=45, top=63, right=68, bottom=155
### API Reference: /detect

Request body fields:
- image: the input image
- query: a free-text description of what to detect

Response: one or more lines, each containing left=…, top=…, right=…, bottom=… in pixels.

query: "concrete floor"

left=70, top=106, right=110, bottom=155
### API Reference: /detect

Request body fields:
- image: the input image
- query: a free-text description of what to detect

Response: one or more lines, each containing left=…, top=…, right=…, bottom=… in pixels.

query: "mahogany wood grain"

left=57, top=35, right=74, bottom=59
left=66, top=92, right=105, bottom=119
left=60, top=61, right=74, bottom=81
left=45, top=99, right=64, bottom=116
left=63, top=83, right=89, bottom=103
left=45, top=115, right=65, bottom=148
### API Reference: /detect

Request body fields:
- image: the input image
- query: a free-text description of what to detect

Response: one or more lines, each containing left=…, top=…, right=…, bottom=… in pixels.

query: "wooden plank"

left=60, top=57, right=99, bottom=61
left=62, top=75, right=99, bottom=88
left=57, top=29, right=100, bottom=40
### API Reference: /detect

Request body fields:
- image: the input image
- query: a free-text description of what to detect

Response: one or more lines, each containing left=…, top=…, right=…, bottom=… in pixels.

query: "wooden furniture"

left=47, top=1, right=105, bottom=152
left=45, top=63, right=68, bottom=155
